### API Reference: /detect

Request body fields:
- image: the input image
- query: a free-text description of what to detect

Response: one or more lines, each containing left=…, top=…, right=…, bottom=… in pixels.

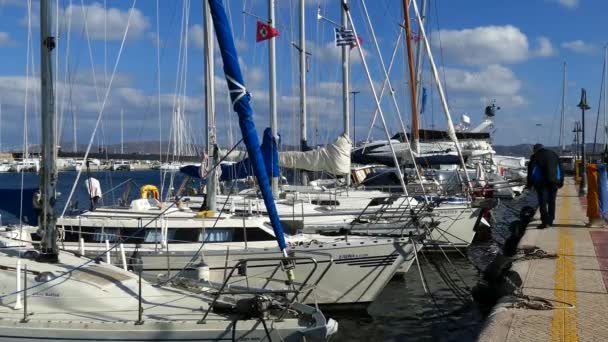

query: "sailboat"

left=0, top=0, right=337, bottom=340
left=46, top=0, right=418, bottom=307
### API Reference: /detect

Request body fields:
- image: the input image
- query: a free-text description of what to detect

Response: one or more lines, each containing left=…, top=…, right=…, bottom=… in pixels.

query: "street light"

left=350, top=90, right=360, bottom=143
left=578, top=88, right=590, bottom=195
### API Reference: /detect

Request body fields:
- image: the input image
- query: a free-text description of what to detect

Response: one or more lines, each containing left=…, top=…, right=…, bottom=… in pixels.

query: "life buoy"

left=140, top=185, right=159, bottom=200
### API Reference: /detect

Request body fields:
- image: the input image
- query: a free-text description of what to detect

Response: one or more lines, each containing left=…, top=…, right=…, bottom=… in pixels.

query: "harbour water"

left=0, top=170, right=486, bottom=341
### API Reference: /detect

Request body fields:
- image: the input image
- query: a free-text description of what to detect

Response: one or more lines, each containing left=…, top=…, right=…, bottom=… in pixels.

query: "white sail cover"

left=279, top=134, right=352, bottom=175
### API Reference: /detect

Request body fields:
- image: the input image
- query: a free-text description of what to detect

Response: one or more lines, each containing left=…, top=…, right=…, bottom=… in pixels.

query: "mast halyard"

left=204, top=0, right=217, bottom=212
left=402, top=0, right=420, bottom=155
left=268, top=0, right=279, bottom=197
left=39, top=0, right=59, bottom=262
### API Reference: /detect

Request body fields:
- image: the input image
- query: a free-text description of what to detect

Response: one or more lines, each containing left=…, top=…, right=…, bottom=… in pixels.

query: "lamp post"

left=578, top=88, right=590, bottom=195
left=350, top=90, right=360, bottom=143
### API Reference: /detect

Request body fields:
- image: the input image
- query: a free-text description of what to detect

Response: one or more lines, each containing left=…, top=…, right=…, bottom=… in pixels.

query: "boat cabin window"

left=200, top=229, right=234, bottom=242
left=60, top=226, right=276, bottom=244
left=93, top=228, right=120, bottom=242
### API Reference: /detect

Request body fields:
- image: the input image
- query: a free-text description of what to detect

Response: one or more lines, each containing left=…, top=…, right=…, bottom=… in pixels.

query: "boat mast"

left=268, top=0, right=279, bottom=196
left=39, top=0, right=59, bottom=262
left=341, top=0, right=350, bottom=186
left=402, top=0, right=419, bottom=154
left=413, top=0, right=427, bottom=116
left=120, top=107, right=124, bottom=155
left=204, top=0, right=216, bottom=212
left=560, top=62, right=566, bottom=153
left=411, top=0, right=471, bottom=187
left=72, top=106, right=77, bottom=152
left=602, top=46, right=608, bottom=153
left=299, top=0, right=307, bottom=151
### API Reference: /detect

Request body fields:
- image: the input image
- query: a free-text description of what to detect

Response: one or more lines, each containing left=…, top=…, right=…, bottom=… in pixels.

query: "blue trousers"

left=537, top=186, right=557, bottom=225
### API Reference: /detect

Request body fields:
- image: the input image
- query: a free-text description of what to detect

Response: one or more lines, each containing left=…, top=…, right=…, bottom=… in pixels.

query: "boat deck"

left=0, top=249, right=301, bottom=332
left=479, top=178, right=608, bottom=341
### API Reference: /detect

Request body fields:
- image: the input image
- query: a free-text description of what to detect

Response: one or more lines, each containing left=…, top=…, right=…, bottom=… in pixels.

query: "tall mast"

left=72, top=107, right=77, bottom=152
left=341, top=0, right=351, bottom=186
left=560, top=62, right=566, bottom=152
left=411, top=0, right=471, bottom=187
left=120, top=108, right=124, bottom=154
left=299, top=0, right=307, bottom=151
left=39, top=0, right=59, bottom=261
left=602, top=46, right=608, bottom=153
left=204, top=0, right=216, bottom=212
left=268, top=0, right=279, bottom=196
left=402, top=0, right=420, bottom=154
left=0, top=100, right=2, bottom=153
left=341, top=0, right=350, bottom=140
left=413, top=0, right=427, bottom=115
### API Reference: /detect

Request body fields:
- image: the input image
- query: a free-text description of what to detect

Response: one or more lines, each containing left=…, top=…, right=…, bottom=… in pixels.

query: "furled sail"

left=208, top=0, right=287, bottom=252
left=279, top=134, right=352, bottom=175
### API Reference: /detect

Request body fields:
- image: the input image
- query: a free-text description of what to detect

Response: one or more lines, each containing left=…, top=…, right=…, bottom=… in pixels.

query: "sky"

left=0, top=0, right=606, bottom=154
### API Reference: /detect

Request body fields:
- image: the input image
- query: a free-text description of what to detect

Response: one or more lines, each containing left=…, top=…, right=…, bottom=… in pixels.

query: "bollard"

left=119, top=243, right=128, bottom=271
left=14, top=259, right=22, bottom=310
left=78, top=237, right=85, bottom=256
left=105, top=240, right=111, bottom=264
left=586, top=164, right=605, bottom=227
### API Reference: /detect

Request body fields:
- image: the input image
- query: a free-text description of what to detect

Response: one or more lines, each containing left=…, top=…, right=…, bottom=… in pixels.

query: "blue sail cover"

left=207, top=0, right=287, bottom=251
left=220, top=127, right=277, bottom=181
left=179, top=127, right=277, bottom=182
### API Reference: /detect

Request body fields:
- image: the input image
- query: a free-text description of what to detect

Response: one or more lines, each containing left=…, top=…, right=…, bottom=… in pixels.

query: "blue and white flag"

left=335, top=27, right=356, bottom=46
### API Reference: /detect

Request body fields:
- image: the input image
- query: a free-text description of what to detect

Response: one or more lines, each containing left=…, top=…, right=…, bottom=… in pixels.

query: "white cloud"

left=433, top=25, right=529, bottom=65
left=550, top=0, right=579, bottom=8
left=189, top=24, right=204, bottom=49
left=19, top=2, right=151, bottom=40
left=534, top=36, right=556, bottom=57
left=442, top=64, right=526, bottom=107
left=0, top=32, right=15, bottom=46
left=315, top=41, right=366, bottom=65
left=65, top=3, right=150, bottom=40
left=432, top=25, right=554, bottom=65
left=561, top=40, right=596, bottom=54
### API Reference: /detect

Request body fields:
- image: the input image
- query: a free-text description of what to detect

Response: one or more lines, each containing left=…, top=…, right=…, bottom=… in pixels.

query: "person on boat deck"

left=85, top=177, right=102, bottom=211
left=527, top=143, right=563, bottom=229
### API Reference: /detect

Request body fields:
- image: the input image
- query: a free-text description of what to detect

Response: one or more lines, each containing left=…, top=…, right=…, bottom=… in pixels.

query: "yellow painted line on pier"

left=550, top=194, right=578, bottom=342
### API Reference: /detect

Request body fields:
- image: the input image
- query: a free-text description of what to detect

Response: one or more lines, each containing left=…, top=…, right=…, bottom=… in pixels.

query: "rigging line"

left=19, top=0, right=33, bottom=234
left=156, top=0, right=162, bottom=199
left=161, top=0, right=187, bottom=188
left=79, top=0, right=102, bottom=107
left=432, top=0, right=450, bottom=109
left=592, top=55, right=606, bottom=154
left=60, top=0, right=139, bottom=218
left=362, top=26, right=403, bottom=146
left=345, top=7, right=410, bottom=199
left=58, top=0, right=73, bottom=149
left=359, top=0, right=428, bottom=200
left=411, top=0, right=471, bottom=191
left=54, top=0, right=59, bottom=148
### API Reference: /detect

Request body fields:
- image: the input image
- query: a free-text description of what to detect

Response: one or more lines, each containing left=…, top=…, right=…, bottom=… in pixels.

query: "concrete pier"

left=479, top=177, right=608, bottom=341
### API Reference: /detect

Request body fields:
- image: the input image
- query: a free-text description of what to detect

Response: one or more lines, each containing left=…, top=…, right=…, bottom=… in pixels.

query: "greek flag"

left=335, top=27, right=356, bottom=46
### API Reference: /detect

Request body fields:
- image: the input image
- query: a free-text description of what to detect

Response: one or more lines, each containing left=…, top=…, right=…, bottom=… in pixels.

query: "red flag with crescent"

left=256, top=21, right=279, bottom=42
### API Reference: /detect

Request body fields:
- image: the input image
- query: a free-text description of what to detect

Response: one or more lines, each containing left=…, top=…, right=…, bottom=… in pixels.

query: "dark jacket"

left=527, top=148, right=561, bottom=188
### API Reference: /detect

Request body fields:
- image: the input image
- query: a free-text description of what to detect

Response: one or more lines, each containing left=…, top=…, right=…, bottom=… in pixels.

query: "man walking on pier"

left=527, top=143, right=563, bottom=229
